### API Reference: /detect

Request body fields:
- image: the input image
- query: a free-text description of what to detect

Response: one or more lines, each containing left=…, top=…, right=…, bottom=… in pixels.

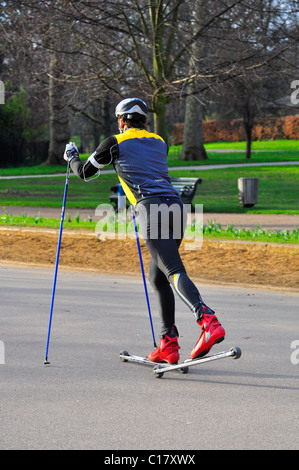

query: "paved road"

left=0, top=264, right=298, bottom=450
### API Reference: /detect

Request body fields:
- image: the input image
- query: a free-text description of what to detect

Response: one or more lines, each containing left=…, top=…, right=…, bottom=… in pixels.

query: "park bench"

left=170, top=177, right=202, bottom=206
left=109, top=176, right=202, bottom=210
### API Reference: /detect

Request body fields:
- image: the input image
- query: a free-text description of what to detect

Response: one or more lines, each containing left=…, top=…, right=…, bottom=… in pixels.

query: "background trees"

left=0, top=0, right=298, bottom=166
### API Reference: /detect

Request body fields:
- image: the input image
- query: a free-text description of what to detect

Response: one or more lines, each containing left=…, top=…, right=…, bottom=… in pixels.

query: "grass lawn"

left=204, top=139, right=299, bottom=150
left=0, top=172, right=113, bottom=209
left=0, top=140, right=298, bottom=241
left=174, top=165, right=299, bottom=214
left=1, top=212, right=298, bottom=244
left=1, top=137, right=298, bottom=244
left=0, top=140, right=298, bottom=176
left=0, top=165, right=298, bottom=214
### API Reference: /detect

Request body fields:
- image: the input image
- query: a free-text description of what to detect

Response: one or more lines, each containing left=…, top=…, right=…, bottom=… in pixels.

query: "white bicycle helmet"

left=115, top=98, right=148, bottom=119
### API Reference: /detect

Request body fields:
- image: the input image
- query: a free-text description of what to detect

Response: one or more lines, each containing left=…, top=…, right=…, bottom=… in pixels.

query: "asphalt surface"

left=0, top=264, right=299, bottom=450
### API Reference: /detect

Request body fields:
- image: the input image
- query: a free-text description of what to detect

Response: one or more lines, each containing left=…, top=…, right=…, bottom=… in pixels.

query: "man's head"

left=115, top=98, right=148, bottom=133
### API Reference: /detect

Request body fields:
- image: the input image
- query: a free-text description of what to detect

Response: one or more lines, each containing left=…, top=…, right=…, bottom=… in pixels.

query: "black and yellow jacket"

left=70, top=128, right=179, bottom=206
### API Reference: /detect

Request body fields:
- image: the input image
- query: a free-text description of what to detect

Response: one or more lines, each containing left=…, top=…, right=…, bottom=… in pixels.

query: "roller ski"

left=153, top=347, right=241, bottom=379
left=120, top=347, right=241, bottom=378
left=120, top=351, right=160, bottom=367
left=120, top=313, right=241, bottom=379
left=119, top=351, right=189, bottom=374
left=120, top=347, right=241, bottom=379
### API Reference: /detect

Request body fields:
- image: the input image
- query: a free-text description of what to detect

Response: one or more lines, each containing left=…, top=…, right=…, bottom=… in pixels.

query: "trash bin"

left=238, top=177, right=259, bottom=208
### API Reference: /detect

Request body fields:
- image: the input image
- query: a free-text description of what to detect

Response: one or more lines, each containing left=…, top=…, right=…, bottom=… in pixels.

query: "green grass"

left=0, top=211, right=97, bottom=231
left=204, top=139, right=299, bottom=150
left=201, top=219, right=299, bottom=244
left=0, top=164, right=69, bottom=177
left=0, top=173, right=116, bottom=208
left=1, top=148, right=297, bottom=176
left=167, top=139, right=299, bottom=166
left=167, top=149, right=299, bottom=167
left=1, top=165, right=298, bottom=214
left=1, top=139, right=297, bottom=243
left=0, top=139, right=298, bottom=249
left=0, top=139, right=298, bottom=176
left=1, top=212, right=298, bottom=244
left=0, top=155, right=89, bottom=177
left=171, top=165, right=299, bottom=214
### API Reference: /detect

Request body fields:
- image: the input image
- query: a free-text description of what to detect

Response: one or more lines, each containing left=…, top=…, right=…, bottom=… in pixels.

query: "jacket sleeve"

left=70, top=135, right=119, bottom=179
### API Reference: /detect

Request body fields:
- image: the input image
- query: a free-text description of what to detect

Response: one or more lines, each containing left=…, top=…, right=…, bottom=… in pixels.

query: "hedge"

left=172, top=115, right=299, bottom=144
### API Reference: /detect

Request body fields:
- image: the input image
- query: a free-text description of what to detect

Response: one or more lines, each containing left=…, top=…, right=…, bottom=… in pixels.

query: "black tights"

left=136, top=197, right=204, bottom=337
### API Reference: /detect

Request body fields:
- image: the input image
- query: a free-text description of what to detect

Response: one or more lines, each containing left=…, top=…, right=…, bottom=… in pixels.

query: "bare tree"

left=208, top=0, right=299, bottom=158
left=181, top=0, right=208, bottom=161
left=69, top=0, right=298, bottom=147
left=2, top=0, right=298, bottom=162
left=41, top=0, right=251, bottom=141
left=47, top=47, right=71, bottom=164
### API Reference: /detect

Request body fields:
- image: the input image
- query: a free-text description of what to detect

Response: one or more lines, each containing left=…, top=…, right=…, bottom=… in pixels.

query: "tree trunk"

left=245, top=123, right=253, bottom=159
left=182, top=91, right=207, bottom=161
left=243, top=100, right=254, bottom=160
left=181, top=0, right=207, bottom=161
left=149, top=0, right=168, bottom=142
left=152, top=90, right=168, bottom=141
left=46, top=49, right=70, bottom=165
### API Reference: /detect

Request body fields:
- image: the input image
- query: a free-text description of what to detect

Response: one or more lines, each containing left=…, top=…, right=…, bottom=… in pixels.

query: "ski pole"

left=44, top=159, right=71, bottom=365
left=131, top=205, right=157, bottom=348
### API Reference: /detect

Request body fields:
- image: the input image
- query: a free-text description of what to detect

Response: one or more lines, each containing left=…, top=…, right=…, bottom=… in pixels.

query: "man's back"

left=114, top=128, right=179, bottom=204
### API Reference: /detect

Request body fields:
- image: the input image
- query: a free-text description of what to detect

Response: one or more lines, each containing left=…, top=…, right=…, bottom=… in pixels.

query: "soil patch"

left=0, top=227, right=298, bottom=291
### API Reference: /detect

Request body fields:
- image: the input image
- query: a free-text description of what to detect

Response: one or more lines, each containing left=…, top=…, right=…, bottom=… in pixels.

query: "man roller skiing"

left=64, top=97, right=225, bottom=363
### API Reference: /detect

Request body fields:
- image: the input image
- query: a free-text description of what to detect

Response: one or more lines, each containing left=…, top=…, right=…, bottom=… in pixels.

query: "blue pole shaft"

left=131, top=205, right=157, bottom=348
left=44, top=161, right=70, bottom=363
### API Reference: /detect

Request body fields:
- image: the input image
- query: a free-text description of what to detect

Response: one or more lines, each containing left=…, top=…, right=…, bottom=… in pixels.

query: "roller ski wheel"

left=231, top=346, right=242, bottom=359
left=120, top=350, right=130, bottom=362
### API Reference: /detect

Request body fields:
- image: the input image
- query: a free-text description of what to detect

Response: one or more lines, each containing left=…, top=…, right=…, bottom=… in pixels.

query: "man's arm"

left=69, top=136, right=119, bottom=179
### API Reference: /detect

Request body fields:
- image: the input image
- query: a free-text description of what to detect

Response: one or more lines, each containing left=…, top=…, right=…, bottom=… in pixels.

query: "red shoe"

left=148, top=327, right=180, bottom=364
left=191, top=309, right=225, bottom=359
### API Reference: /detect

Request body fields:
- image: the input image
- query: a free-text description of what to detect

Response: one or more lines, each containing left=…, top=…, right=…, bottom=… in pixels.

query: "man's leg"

left=148, top=258, right=175, bottom=336
left=147, top=237, right=204, bottom=321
